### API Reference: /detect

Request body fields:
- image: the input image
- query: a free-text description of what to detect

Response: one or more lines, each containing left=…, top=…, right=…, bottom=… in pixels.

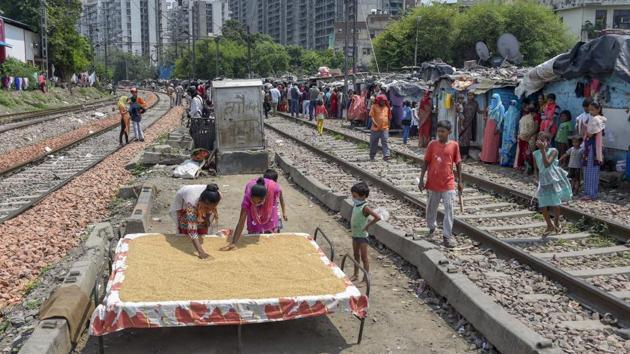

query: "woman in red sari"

left=418, top=91, right=432, bottom=148
left=330, top=88, right=338, bottom=118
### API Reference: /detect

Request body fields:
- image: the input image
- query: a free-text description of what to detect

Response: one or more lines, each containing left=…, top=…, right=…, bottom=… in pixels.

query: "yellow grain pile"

left=118, top=234, right=347, bottom=302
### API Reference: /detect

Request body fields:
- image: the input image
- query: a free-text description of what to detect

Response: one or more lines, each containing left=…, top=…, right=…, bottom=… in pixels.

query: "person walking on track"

left=369, top=94, right=392, bottom=161
left=418, top=120, right=463, bottom=248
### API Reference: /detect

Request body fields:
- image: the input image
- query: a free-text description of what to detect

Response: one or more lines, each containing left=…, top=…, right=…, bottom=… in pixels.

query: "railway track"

left=0, top=97, right=115, bottom=133
left=0, top=92, right=166, bottom=224
left=264, top=115, right=630, bottom=334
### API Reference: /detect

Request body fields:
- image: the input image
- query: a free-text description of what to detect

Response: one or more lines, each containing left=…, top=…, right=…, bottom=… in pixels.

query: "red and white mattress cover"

left=89, top=233, right=369, bottom=336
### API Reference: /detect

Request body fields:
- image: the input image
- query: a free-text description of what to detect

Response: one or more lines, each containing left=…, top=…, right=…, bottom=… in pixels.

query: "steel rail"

left=0, top=92, right=157, bottom=178
left=275, top=113, right=630, bottom=243
left=265, top=120, right=630, bottom=328
left=0, top=97, right=115, bottom=128
left=0, top=92, right=163, bottom=224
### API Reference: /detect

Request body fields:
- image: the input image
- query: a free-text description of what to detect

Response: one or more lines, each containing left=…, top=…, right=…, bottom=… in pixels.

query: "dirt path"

left=79, top=172, right=472, bottom=354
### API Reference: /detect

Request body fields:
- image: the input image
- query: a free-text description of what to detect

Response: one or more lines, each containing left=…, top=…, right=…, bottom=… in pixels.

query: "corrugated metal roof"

left=0, top=16, right=36, bottom=33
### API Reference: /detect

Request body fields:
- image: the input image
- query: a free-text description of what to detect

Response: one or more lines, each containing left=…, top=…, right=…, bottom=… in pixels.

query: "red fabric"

left=480, top=119, right=500, bottom=163
left=424, top=140, right=461, bottom=192
left=418, top=91, right=432, bottom=138
left=330, top=92, right=338, bottom=117
left=515, top=139, right=532, bottom=169
left=540, top=118, right=557, bottom=137
left=315, top=105, right=328, bottom=117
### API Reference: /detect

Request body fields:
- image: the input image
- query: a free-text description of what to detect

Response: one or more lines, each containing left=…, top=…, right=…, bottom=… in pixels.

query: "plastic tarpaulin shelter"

left=553, top=34, right=630, bottom=82
left=382, top=80, right=429, bottom=101
left=419, top=61, right=455, bottom=83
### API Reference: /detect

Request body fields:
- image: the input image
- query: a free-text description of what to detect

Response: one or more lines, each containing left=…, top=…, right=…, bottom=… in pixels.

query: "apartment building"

left=80, top=0, right=166, bottom=60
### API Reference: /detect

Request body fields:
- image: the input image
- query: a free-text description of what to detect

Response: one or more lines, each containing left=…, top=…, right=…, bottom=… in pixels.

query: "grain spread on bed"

left=118, top=234, right=347, bottom=302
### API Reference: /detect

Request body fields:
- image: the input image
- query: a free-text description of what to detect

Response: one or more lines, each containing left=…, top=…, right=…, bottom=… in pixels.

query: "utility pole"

left=39, top=0, right=48, bottom=78
left=414, top=16, right=420, bottom=67
left=191, top=1, right=196, bottom=80
left=352, top=0, right=357, bottom=87
left=104, top=1, right=110, bottom=77
left=343, top=0, right=349, bottom=97
left=246, top=25, right=252, bottom=79
left=156, top=0, right=163, bottom=70
left=214, top=36, right=220, bottom=78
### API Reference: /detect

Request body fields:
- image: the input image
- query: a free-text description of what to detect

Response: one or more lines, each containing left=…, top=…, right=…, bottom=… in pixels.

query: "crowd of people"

left=259, top=79, right=610, bottom=245
left=480, top=95, right=606, bottom=201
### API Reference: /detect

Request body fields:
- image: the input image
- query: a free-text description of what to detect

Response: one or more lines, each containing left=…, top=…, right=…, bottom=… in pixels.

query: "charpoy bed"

left=89, top=229, right=369, bottom=352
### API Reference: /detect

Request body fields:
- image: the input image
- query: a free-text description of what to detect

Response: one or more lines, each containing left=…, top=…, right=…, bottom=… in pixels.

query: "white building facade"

left=540, top=0, right=630, bottom=40
left=0, top=17, right=39, bottom=64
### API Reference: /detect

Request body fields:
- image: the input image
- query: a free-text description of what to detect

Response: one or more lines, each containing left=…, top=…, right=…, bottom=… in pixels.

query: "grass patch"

left=40, top=264, right=53, bottom=275
left=24, top=299, right=41, bottom=310
left=23, top=279, right=40, bottom=296
left=0, top=320, right=9, bottom=335
left=129, top=163, right=150, bottom=177
left=532, top=213, right=544, bottom=221
left=30, top=102, right=47, bottom=109
left=333, top=133, right=345, bottom=141
left=0, top=91, right=15, bottom=107
left=155, top=133, right=169, bottom=144
left=585, top=235, right=615, bottom=248
left=357, top=142, right=369, bottom=150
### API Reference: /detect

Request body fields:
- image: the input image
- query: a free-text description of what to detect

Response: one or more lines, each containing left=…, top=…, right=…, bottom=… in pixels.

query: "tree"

left=373, top=4, right=458, bottom=70
left=373, top=0, right=574, bottom=69
left=454, top=1, right=506, bottom=64
left=111, top=50, right=155, bottom=82
left=0, top=0, right=92, bottom=80
left=502, top=1, right=574, bottom=66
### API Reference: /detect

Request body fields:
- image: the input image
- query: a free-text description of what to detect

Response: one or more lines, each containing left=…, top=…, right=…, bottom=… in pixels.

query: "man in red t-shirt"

left=418, top=120, right=463, bottom=248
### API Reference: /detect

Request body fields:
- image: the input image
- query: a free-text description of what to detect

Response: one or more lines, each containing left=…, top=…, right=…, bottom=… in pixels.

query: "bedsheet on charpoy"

left=89, top=233, right=368, bottom=336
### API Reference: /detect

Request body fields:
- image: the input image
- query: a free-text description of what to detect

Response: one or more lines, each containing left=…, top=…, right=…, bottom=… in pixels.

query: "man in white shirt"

left=270, top=85, right=281, bottom=114
left=189, top=90, right=203, bottom=118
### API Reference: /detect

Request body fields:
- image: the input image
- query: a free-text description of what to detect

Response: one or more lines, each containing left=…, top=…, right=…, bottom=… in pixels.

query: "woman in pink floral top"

left=227, top=177, right=281, bottom=248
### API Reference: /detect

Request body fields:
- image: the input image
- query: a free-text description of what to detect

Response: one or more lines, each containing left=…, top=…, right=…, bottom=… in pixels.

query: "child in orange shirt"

left=418, top=120, right=463, bottom=248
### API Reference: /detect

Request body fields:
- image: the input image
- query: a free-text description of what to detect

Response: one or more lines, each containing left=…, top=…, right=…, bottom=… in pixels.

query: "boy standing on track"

left=350, top=182, right=381, bottom=283
left=418, top=120, right=463, bottom=248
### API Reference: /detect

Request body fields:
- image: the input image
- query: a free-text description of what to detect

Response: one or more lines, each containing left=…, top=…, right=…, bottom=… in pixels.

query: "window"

left=613, top=10, right=630, bottom=29
left=595, top=9, right=607, bottom=29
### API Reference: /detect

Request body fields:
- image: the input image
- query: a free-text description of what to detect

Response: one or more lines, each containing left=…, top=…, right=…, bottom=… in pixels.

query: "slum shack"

left=433, top=66, right=525, bottom=144
left=517, top=34, right=630, bottom=172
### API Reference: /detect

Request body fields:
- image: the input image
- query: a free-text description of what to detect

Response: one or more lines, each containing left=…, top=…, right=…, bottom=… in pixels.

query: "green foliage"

left=111, top=50, right=156, bottom=81
left=173, top=22, right=346, bottom=79
left=0, top=0, right=92, bottom=79
left=373, top=4, right=458, bottom=70
left=0, top=58, right=38, bottom=78
left=373, top=0, right=574, bottom=68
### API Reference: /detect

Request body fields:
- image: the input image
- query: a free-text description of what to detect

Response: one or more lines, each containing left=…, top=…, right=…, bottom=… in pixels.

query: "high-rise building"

left=80, top=0, right=166, bottom=62
left=165, top=0, right=229, bottom=41
left=227, top=0, right=415, bottom=50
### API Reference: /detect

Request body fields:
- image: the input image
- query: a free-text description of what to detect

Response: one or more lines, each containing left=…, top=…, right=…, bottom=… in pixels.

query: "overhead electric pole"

left=343, top=0, right=349, bottom=97
left=39, top=0, right=49, bottom=77
left=352, top=0, right=357, bottom=86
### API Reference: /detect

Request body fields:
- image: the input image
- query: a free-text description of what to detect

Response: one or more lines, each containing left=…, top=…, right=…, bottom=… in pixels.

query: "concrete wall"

left=5, top=24, right=29, bottom=63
